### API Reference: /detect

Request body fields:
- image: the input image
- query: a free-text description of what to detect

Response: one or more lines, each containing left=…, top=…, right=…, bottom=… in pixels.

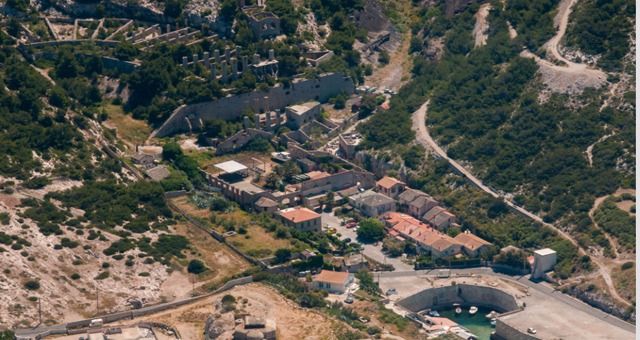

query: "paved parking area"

left=320, top=211, right=413, bottom=271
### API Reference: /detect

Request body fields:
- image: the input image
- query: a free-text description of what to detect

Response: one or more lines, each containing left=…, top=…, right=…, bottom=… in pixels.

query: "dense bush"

left=187, top=259, right=207, bottom=274
left=24, top=280, right=40, bottom=290
left=566, top=0, right=635, bottom=71
left=356, top=219, right=385, bottom=243
left=593, top=197, right=635, bottom=250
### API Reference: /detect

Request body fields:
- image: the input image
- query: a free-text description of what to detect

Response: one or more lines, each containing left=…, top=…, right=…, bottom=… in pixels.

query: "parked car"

left=527, top=328, right=537, bottom=334
left=344, top=295, right=354, bottom=304
left=386, top=288, right=397, bottom=295
left=346, top=222, right=358, bottom=229
left=327, top=227, right=337, bottom=235
left=358, top=316, right=369, bottom=323
left=343, top=238, right=352, bottom=244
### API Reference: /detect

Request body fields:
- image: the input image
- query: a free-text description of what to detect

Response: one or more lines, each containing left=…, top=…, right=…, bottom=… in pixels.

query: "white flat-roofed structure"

left=532, top=248, right=557, bottom=280
left=214, top=160, right=248, bottom=174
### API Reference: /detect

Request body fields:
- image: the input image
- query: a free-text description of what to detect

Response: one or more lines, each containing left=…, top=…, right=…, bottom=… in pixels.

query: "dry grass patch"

left=172, top=223, right=250, bottom=282
left=226, top=225, right=293, bottom=258
left=612, top=264, right=636, bottom=302
left=103, top=104, right=152, bottom=147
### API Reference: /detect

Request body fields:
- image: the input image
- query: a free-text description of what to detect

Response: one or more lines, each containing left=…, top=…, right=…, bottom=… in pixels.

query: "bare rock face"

left=47, top=0, right=166, bottom=22
left=350, top=0, right=389, bottom=33
left=567, top=285, right=636, bottom=323
left=420, top=36, right=444, bottom=61
left=444, top=0, right=482, bottom=18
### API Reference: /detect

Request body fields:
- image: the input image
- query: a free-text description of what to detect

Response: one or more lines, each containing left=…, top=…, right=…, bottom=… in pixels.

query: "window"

left=326, top=283, right=331, bottom=289
left=318, top=282, right=323, bottom=288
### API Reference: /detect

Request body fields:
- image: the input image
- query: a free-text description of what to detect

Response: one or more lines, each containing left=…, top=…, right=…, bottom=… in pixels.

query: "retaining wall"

left=493, top=316, right=540, bottom=340
left=396, top=284, right=518, bottom=313
left=151, top=72, right=355, bottom=138
left=65, top=276, right=253, bottom=330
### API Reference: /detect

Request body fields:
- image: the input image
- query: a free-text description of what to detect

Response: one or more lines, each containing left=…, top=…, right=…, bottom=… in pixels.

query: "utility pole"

left=192, top=273, right=195, bottom=297
left=38, top=297, right=42, bottom=325
left=96, top=283, right=99, bottom=313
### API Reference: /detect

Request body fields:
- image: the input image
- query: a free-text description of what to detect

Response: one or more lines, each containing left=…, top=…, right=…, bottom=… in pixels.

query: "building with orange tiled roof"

left=382, top=212, right=462, bottom=258
left=421, top=233, right=463, bottom=258
left=376, top=176, right=406, bottom=198
left=454, top=230, right=493, bottom=257
left=276, top=207, right=321, bottom=232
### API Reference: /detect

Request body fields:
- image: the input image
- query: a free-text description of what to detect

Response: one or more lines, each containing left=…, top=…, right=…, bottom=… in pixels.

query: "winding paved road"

left=411, top=100, right=637, bottom=308
left=411, top=101, right=577, bottom=246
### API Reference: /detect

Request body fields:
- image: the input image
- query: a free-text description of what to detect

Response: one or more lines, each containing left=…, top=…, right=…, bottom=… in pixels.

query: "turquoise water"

left=437, top=306, right=495, bottom=340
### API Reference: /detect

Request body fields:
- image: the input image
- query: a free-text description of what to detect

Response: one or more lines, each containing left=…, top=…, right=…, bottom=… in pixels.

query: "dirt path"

left=585, top=188, right=636, bottom=306
left=472, top=3, right=492, bottom=47
left=585, top=130, right=616, bottom=167
left=365, top=31, right=412, bottom=92
left=31, top=65, right=56, bottom=85
left=517, top=0, right=606, bottom=93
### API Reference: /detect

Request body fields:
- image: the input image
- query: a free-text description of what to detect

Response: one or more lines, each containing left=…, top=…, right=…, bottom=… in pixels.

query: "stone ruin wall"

left=151, top=72, right=355, bottom=138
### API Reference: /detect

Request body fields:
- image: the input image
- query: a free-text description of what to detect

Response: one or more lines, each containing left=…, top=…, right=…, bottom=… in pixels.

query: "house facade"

left=276, top=207, right=321, bottom=232
left=349, top=191, right=395, bottom=218
left=312, top=270, right=354, bottom=294
left=398, top=189, right=439, bottom=218
left=422, top=206, right=456, bottom=230
left=376, top=176, right=406, bottom=199
left=454, top=231, right=493, bottom=257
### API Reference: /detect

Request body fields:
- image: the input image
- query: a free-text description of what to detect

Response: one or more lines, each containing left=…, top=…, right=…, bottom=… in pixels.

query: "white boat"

left=490, top=318, right=497, bottom=327
left=469, top=306, right=478, bottom=315
left=428, top=310, right=440, bottom=317
left=486, top=311, right=498, bottom=319
left=455, top=307, right=462, bottom=314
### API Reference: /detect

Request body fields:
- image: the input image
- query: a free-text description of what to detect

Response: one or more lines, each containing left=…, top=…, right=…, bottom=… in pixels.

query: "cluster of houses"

left=349, top=176, right=493, bottom=259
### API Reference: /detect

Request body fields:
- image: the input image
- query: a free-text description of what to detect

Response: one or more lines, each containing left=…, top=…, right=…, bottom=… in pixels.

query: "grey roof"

left=255, top=196, right=278, bottom=207
left=433, top=211, right=454, bottom=226
left=411, top=195, right=437, bottom=208
left=357, top=192, right=395, bottom=207
left=145, top=166, right=170, bottom=181
left=132, top=153, right=152, bottom=161
left=337, top=186, right=360, bottom=197
left=423, top=206, right=445, bottom=222
left=398, top=189, right=427, bottom=203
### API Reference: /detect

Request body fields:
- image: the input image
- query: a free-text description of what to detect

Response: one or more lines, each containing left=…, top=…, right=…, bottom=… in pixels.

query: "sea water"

left=437, top=305, right=495, bottom=340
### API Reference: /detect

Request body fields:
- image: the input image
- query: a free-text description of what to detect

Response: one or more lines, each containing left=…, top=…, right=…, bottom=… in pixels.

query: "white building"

left=531, top=248, right=557, bottom=280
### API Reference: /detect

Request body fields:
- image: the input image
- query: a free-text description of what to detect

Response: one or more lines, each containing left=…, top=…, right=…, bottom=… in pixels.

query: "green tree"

left=162, top=142, right=183, bottom=161
left=187, top=259, right=207, bottom=274
left=274, top=248, right=292, bottom=263
left=382, top=237, right=403, bottom=257
left=355, top=269, right=381, bottom=294
left=274, top=161, right=301, bottom=182
left=356, top=218, right=385, bottom=243
left=378, top=50, right=390, bottom=65
left=0, top=330, right=15, bottom=340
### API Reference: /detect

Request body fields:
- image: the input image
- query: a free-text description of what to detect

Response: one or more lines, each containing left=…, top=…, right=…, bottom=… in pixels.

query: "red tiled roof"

left=377, top=176, right=405, bottom=189
left=277, top=207, right=320, bottom=223
left=454, top=232, right=492, bottom=250
left=314, top=270, right=350, bottom=285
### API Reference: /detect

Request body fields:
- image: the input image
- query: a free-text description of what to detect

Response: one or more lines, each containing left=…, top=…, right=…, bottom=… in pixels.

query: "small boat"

left=428, top=310, right=440, bottom=317
left=455, top=307, right=462, bottom=314
left=469, top=306, right=478, bottom=315
left=490, top=318, right=497, bottom=327
left=486, top=311, right=498, bottom=319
